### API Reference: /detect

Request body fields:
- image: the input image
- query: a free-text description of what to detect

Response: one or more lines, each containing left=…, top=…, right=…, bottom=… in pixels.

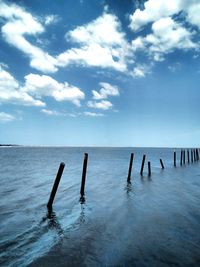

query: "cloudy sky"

left=0, top=0, right=199, bottom=147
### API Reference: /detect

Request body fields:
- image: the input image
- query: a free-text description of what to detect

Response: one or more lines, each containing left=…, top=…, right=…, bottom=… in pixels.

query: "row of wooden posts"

left=47, top=149, right=199, bottom=210
left=174, top=148, right=199, bottom=166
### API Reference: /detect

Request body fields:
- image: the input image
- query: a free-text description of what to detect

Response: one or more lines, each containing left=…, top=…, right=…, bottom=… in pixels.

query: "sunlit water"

left=0, top=147, right=200, bottom=267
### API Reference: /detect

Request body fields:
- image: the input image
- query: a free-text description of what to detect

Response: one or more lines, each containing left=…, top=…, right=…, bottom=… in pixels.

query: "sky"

left=0, top=0, right=200, bottom=147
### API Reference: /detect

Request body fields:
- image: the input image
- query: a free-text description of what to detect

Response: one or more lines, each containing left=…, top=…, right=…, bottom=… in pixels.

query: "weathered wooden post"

left=127, top=153, right=134, bottom=182
left=183, top=150, right=185, bottom=165
left=47, top=162, right=65, bottom=209
left=140, top=155, right=146, bottom=176
left=80, top=153, right=88, bottom=197
left=187, top=149, right=190, bottom=163
left=180, top=150, right=183, bottom=166
left=148, top=161, right=151, bottom=176
left=160, top=159, right=164, bottom=169
left=174, top=149, right=176, bottom=167
left=191, top=149, right=193, bottom=163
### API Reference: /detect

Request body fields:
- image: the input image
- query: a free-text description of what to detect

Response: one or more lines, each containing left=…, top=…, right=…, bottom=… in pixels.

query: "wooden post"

left=127, top=153, right=134, bottom=182
left=80, top=153, right=88, bottom=196
left=160, top=159, right=164, bottom=169
left=174, top=149, right=176, bottom=167
left=193, top=149, right=196, bottom=161
left=180, top=150, right=183, bottom=166
left=191, top=149, right=193, bottom=163
left=183, top=150, right=185, bottom=165
left=148, top=161, right=151, bottom=176
left=47, top=162, right=65, bottom=209
left=187, top=149, right=190, bottom=163
left=196, top=149, right=199, bottom=161
left=140, top=155, right=146, bottom=175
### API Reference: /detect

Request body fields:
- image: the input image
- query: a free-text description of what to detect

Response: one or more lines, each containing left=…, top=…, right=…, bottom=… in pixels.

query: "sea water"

left=0, top=147, right=200, bottom=266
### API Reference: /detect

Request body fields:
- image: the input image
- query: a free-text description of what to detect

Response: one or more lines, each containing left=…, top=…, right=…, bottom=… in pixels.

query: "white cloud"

left=44, top=15, right=59, bottom=25
left=41, top=109, right=64, bottom=116
left=92, top=82, right=119, bottom=100
left=148, top=18, right=197, bottom=60
left=129, top=0, right=181, bottom=31
left=0, top=66, right=45, bottom=106
left=0, top=1, right=57, bottom=73
left=57, top=13, right=130, bottom=72
left=131, top=17, right=197, bottom=61
left=187, top=2, right=200, bottom=29
left=0, top=112, right=15, bottom=122
left=132, top=65, right=151, bottom=78
left=84, top=111, right=104, bottom=117
left=0, top=66, right=84, bottom=107
left=130, top=0, right=200, bottom=31
left=131, top=37, right=145, bottom=51
left=23, top=74, right=85, bottom=106
left=87, top=100, right=113, bottom=110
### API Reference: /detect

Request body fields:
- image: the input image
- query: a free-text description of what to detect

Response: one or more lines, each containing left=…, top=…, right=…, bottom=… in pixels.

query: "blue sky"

left=0, top=0, right=199, bottom=147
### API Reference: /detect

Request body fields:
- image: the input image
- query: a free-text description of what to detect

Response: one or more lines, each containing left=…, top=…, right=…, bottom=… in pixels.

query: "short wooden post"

left=140, top=155, right=146, bottom=175
left=47, top=162, right=65, bottom=209
left=193, top=149, right=196, bottom=161
left=148, top=161, right=151, bottom=176
left=191, top=149, right=193, bottom=163
left=80, top=153, right=88, bottom=196
left=174, top=149, right=176, bottom=167
left=180, top=150, right=183, bottom=166
left=127, top=153, right=134, bottom=182
left=196, top=149, right=199, bottom=161
left=183, top=150, right=185, bottom=165
left=187, top=149, right=190, bottom=163
left=160, top=159, right=164, bottom=169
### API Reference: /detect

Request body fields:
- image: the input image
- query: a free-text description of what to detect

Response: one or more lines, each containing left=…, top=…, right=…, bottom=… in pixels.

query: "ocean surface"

left=0, top=147, right=200, bottom=267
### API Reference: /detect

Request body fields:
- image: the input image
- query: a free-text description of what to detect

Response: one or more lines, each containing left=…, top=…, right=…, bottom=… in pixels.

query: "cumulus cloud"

left=0, top=1, right=57, bottom=73
left=0, top=112, right=15, bottom=122
left=0, top=67, right=45, bottom=106
left=129, top=0, right=200, bottom=31
left=57, top=13, right=130, bottom=72
left=187, top=3, right=200, bottom=29
left=131, top=17, right=197, bottom=61
left=23, top=74, right=85, bottom=106
left=129, top=0, right=181, bottom=31
left=0, top=66, right=84, bottom=107
left=87, top=100, right=113, bottom=110
left=92, top=82, right=119, bottom=100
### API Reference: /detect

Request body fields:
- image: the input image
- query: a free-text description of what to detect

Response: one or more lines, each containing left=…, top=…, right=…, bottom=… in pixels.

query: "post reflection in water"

left=79, top=195, right=86, bottom=205
left=79, top=203, right=86, bottom=224
left=125, top=181, right=133, bottom=197
left=42, top=209, right=64, bottom=237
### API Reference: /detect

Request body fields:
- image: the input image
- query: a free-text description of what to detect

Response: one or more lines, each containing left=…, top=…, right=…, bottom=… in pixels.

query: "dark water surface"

left=0, top=147, right=200, bottom=267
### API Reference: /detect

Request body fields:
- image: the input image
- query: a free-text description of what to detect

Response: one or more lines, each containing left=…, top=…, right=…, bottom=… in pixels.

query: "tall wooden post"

left=187, top=149, right=190, bottom=163
left=47, top=162, right=65, bottom=209
left=127, top=153, right=134, bottom=182
left=174, top=149, right=176, bottom=167
left=148, top=161, right=151, bottom=176
left=183, top=150, right=185, bottom=165
left=80, top=153, right=88, bottom=196
left=191, top=149, right=193, bottom=163
left=180, top=150, right=183, bottom=166
left=140, top=155, right=146, bottom=175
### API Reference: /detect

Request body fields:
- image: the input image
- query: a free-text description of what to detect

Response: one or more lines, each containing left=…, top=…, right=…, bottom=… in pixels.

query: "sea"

left=0, top=147, right=200, bottom=267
